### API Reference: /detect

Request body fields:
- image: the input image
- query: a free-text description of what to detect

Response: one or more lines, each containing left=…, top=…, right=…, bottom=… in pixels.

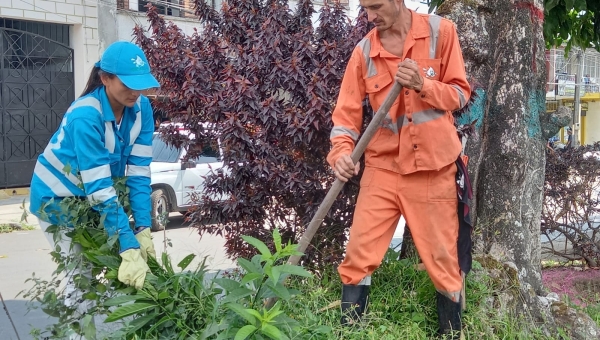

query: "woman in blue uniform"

left=30, top=41, right=159, bottom=301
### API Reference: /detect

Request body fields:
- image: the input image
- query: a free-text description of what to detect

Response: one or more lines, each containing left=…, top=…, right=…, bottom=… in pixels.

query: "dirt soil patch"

left=542, top=267, right=600, bottom=307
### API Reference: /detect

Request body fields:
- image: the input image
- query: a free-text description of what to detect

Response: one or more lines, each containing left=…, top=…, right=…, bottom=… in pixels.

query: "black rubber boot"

left=340, top=284, right=370, bottom=325
left=436, top=292, right=462, bottom=339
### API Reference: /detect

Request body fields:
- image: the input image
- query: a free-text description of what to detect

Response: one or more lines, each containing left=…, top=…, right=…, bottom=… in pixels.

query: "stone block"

left=34, top=0, right=56, bottom=12
left=45, top=12, right=68, bottom=22
left=0, top=7, right=24, bottom=17
left=85, top=16, right=98, bottom=28
left=56, top=2, right=75, bottom=15
left=84, top=5, right=98, bottom=17
left=11, top=0, right=35, bottom=10
left=23, top=10, right=46, bottom=20
left=66, top=14, right=83, bottom=24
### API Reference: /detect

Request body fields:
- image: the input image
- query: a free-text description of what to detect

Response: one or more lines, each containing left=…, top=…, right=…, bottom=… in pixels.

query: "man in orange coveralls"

left=327, top=0, right=471, bottom=338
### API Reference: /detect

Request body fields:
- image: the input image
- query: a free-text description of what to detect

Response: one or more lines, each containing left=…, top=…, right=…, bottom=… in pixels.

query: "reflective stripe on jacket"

left=327, top=10, right=471, bottom=174
left=29, top=86, right=154, bottom=252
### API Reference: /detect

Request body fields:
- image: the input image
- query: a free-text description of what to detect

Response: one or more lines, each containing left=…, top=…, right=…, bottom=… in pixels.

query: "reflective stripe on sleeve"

left=131, top=144, right=152, bottom=158
left=80, top=164, right=111, bottom=184
left=42, top=149, right=81, bottom=186
left=126, top=165, right=151, bottom=177
left=330, top=126, right=360, bottom=141
left=87, top=186, right=117, bottom=205
left=451, top=85, right=467, bottom=108
left=33, top=162, right=75, bottom=198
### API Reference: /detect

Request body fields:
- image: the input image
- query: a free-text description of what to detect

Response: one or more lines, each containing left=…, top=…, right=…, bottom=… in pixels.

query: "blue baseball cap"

left=95, top=41, right=160, bottom=91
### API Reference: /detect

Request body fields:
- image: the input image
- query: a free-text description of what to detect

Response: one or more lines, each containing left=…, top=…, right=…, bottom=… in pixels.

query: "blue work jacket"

left=29, top=86, right=154, bottom=252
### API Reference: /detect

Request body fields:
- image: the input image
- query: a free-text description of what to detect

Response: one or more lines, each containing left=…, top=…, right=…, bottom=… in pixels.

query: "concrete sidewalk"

left=0, top=195, right=235, bottom=339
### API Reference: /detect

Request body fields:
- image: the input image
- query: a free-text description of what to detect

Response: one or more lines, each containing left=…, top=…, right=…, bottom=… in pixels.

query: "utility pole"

left=572, top=49, right=583, bottom=146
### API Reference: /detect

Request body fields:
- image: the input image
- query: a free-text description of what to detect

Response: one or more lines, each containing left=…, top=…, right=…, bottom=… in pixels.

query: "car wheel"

left=151, top=189, right=169, bottom=232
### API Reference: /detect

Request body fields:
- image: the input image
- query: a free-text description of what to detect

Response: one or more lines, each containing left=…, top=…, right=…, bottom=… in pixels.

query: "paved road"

left=0, top=195, right=235, bottom=340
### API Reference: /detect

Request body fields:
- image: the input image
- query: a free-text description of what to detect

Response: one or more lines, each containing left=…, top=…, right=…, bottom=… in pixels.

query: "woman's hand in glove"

left=118, top=249, right=149, bottom=289
left=134, top=227, right=156, bottom=262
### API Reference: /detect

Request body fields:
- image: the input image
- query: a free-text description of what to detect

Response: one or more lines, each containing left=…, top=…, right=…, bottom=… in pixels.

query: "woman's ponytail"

left=80, top=65, right=103, bottom=97
left=80, top=65, right=113, bottom=98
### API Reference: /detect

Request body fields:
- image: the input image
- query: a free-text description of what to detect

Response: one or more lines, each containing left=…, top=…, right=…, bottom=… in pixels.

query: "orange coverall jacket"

left=327, top=11, right=471, bottom=174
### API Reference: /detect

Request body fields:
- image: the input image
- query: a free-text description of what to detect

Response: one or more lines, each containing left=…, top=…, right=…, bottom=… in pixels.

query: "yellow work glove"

left=118, top=249, right=149, bottom=290
left=135, top=228, right=156, bottom=262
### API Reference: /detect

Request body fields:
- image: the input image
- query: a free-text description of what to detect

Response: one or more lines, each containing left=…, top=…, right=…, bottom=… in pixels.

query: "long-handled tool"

left=288, top=82, right=403, bottom=267
left=265, top=82, right=402, bottom=308
left=264, top=82, right=402, bottom=309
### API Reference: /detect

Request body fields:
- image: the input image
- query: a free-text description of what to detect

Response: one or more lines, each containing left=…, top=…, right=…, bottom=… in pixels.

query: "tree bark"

left=399, top=225, right=418, bottom=260
left=439, top=0, right=559, bottom=328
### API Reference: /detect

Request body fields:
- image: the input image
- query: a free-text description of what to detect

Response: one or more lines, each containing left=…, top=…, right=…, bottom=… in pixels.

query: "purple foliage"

left=134, top=2, right=371, bottom=270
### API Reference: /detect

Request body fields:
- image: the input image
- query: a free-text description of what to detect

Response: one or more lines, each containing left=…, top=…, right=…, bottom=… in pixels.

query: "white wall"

left=1, top=0, right=100, bottom=96
left=115, top=10, right=201, bottom=42
left=585, top=101, right=600, bottom=144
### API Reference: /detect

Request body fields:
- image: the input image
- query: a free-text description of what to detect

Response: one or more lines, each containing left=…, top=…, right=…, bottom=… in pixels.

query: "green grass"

left=282, top=249, right=559, bottom=339
left=0, top=223, right=36, bottom=233
left=584, top=296, right=600, bottom=326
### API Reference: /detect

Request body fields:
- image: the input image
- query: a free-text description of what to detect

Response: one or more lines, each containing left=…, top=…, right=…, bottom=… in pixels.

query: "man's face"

left=359, top=0, right=402, bottom=31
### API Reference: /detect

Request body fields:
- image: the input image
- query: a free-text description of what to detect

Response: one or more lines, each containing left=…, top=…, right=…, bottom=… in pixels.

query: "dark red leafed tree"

left=134, top=0, right=371, bottom=269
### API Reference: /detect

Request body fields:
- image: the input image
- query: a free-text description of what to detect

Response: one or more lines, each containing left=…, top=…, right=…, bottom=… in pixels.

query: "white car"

left=149, top=130, right=224, bottom=231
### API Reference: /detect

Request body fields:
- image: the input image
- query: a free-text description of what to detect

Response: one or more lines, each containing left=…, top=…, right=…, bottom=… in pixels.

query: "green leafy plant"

left=20, top=178, right=136, bottom=339
left=101, top=230, right=315, bottom=340
left=21, top=177, right=575, bottom=339
left=430, top=0, right=600, bottom=54
left=21, top=178, right=321, bottom=339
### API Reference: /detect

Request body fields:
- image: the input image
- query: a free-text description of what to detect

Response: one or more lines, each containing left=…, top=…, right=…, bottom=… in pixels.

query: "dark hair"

left=80, top=65, right=115, bottom=97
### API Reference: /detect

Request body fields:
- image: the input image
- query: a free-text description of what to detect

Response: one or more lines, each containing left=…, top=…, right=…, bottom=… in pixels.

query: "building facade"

left=0, top=0, right=206, bottom=188
left=546, top=47, right=600, bottom=146
left=1, top=0, right=100, bottom=187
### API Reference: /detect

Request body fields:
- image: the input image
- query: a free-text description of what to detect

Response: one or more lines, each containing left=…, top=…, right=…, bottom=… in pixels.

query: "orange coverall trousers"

left=338, top=163, right=463, bottom=300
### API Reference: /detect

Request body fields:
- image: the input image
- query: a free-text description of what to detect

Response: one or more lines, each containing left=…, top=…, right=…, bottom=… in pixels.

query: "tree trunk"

left=439, top=0, right=556, bottom=328
left=399, top=225, right=419, bottom=260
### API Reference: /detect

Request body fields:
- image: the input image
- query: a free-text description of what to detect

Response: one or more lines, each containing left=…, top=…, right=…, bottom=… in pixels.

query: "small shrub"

left=543, top=143, right=600, bottom=267
left=21, top=178, right=317, bottom=339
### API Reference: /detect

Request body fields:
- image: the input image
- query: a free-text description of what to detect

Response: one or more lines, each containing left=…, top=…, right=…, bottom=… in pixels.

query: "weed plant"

left=282, top=250, right=560, bottom=340
left=20, top=179, right=569, bottom=339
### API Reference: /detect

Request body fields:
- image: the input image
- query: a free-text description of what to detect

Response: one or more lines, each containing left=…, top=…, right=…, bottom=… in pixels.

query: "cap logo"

left=132, top=56, right=146, bottom=68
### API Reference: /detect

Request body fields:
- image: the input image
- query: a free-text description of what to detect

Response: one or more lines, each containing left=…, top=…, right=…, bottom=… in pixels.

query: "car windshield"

left=152, top=134, right=221, bottom=164
left=189, top=143, right=220, bottom=164
left=152, top=135, right=182, bottom=163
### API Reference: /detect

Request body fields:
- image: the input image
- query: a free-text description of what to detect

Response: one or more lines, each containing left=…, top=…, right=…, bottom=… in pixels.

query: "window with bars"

left=583, top=54, right=600, bottom=79
left=0, top=18, right=70, bottom=45
left=548, top=48, right=600, bottom=94
left=117, top=0, right=195, bottom=18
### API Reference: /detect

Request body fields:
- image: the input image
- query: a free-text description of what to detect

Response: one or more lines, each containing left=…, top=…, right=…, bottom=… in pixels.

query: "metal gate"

left=0, top=27, right=74, bottom=188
